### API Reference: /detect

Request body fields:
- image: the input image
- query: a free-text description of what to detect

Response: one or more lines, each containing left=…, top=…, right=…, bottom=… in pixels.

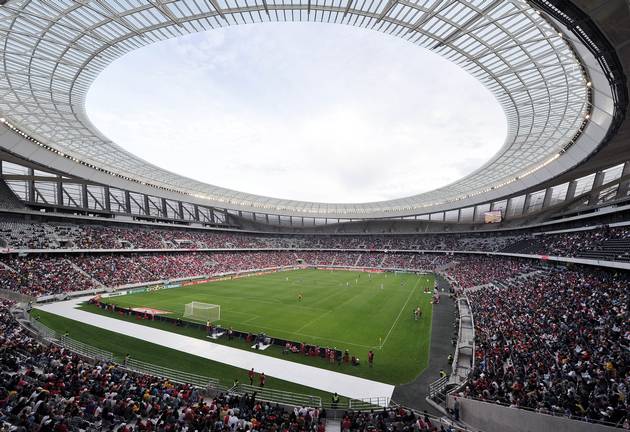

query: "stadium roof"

left=0, top=0, right=616, bottom=218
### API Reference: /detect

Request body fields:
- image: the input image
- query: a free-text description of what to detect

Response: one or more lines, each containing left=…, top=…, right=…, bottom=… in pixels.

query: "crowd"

left=0, top=300, right=332, bottom=431
left=445, top=256, right=536, bottom=290
left=525, top=226, right=630, bottom=258
left=339, top=407, right=458, bottom=432
left=5, top=217, right=630, bottom=264
left=457, top=267, right=629, bottom=425
left=0, top=218, right=529, bottom=252
left=0, top=256, right=97, bottom=297
left=0, top=251, right=459, bottom=297
left=0, top=251, right=558, bottom=298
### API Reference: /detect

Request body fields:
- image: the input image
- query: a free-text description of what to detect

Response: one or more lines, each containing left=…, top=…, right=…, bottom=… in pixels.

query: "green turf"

left=91, top=269, right=435, bottom=384
left=32, top=309, right=347, bottom=402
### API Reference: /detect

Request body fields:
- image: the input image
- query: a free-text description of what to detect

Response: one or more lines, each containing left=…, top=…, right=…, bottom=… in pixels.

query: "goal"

left=183, top=302, right=221, bottom=323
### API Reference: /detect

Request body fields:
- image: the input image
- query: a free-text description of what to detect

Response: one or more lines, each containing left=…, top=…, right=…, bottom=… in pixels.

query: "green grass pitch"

left=44, top=269, right=435, bottom=386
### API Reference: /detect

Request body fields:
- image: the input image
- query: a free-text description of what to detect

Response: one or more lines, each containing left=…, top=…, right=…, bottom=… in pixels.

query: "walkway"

left=36, top=297, right=394, bottom=403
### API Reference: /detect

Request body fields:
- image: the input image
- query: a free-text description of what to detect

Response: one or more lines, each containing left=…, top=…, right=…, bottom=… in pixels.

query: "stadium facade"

left=0, top=0, right=627, bottom=228
left=0, top=2, right=629, bottom=431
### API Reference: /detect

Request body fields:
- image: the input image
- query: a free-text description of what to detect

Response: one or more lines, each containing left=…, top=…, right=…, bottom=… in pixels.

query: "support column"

left=615, top=162, right=630, bottom=198
left=542, top=187, right=553, bottom=209
left=82, top=184, right=88, bottom=209
left=143, top=195, right=150, bottom=216
left=161, top=198, right=168, bottom=218
left=522, top=193, right=532, bottom=214
left=565, top=180, right=577, bottom=201
left=104, top=186, right=111, bottom=212
left=124, top=191, right=131, bottom=214
left=27, top=168, right=35, bottom=203
left=588, top=171, right=605, bottom=205
left=57, top=177, right=63, bottom=206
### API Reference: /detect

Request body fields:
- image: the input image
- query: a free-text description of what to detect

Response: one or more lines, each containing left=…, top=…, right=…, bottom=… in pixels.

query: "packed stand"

left=0, top=300, right=328, bottom=431
left=0, top=256, right=96, bottom=297
left=445, top=256, right=536, bottom=289
left=460, top=267, right=629, bottom=425
left=0, top=217, right=531, bottom=252
left=0, top=251, right=454, bottom=297
left=339, top=407, right=459, bottom=432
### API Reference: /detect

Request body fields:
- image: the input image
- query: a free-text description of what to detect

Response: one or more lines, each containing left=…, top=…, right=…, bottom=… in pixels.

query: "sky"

left=86, top=23, right=507, bottom=204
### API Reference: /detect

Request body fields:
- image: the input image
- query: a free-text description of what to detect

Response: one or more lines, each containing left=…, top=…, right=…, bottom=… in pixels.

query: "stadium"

left=0, top=0, right=628, bottom=431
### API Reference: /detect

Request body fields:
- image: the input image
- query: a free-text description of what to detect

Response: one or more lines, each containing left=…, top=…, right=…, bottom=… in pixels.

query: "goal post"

left=183, top=302, right=220, bottom=323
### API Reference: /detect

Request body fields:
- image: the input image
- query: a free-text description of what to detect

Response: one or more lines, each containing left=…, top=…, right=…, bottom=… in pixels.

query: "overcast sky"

left=86, top=23, right=507, bottom=204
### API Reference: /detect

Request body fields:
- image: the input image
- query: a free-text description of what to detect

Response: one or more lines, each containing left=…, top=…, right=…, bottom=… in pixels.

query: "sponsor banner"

left=317, top=267, right=384, bottom=273
left=128, top=284, right=163, bottom=294
left=165, top=283, right=182, bottom=289
left=182, top=279, right=210, bottom=287
left=181, top=268, right=291, bottom=286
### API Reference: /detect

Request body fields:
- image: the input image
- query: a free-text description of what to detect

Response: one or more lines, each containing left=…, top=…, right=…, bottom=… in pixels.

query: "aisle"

left=36, top=297, right=394, bottom=403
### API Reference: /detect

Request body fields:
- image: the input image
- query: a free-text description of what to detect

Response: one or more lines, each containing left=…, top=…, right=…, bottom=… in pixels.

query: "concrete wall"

left=449, top=396, right=620, bottom=432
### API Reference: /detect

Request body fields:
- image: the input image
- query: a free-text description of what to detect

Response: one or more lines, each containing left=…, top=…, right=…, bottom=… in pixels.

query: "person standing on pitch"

left=368, top=350, right=374, bottom=368
left=248, top=368, right=255, bottom=385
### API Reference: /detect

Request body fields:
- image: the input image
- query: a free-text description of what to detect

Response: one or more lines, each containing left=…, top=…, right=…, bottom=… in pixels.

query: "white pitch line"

left=379, top=279, right=420, bottom=349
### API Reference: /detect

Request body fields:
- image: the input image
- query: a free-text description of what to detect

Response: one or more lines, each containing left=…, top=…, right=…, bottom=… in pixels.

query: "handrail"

left=427, top=376, right=449, bottom=399
left=29, top=317, right=114, bottom=361
left=230, top=383, right=322, bottom=408
left=59, top=335, right=114, bottom=362
left=124, top=358, right=222, bottom=390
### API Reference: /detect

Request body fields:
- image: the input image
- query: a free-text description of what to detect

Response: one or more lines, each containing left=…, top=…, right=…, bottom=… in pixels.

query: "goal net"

left=183, top=302, right=221, bottom=323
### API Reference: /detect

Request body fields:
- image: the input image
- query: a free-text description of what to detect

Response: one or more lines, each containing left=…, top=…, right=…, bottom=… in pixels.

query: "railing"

left=320, top=396, right=392, bottom=410
left=29, top=317, right=114, bottom=362
left=30, top=318, right=59, bottom=341
left=230, top=383, right=322, bottom=408
left=124, top=358, right=222, bottom=390
left=348, top=396, right=390, bottom=409
left=59, top=335, right=114, bottom=362
left=26, top=313, right=393, bottom=412
left=428, top=376, right=449, bottom=400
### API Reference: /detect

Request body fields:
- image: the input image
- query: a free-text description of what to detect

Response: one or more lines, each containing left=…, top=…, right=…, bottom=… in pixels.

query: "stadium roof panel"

left=0, top=0, right=612, bottom=217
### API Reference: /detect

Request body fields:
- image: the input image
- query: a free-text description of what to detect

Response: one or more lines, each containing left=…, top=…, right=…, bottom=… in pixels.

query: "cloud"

left=86, top=23, right=506, bottom=204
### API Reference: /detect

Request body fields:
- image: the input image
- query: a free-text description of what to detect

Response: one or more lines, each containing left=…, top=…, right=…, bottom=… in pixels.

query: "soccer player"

left=298, top=293, right=303, bottom=302
left=248, top=368, right=255, bottom=385
left=368, top=350, right=374, bottom=368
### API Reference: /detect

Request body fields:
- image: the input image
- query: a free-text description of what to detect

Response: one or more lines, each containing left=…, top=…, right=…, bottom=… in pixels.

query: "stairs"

left=66, top=259, right=105, bottom=287
left=325, top=419, right=340, bottom=432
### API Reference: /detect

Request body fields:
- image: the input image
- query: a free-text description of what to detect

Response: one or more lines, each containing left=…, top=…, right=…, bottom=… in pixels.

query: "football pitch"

left=88, top=269, right=435, bottom=384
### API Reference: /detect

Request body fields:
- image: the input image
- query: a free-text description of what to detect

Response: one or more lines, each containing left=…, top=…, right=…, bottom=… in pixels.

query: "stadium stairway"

left=325, top=419, right=341, bottom=432
left=67, top=259, right=105, bottom=287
